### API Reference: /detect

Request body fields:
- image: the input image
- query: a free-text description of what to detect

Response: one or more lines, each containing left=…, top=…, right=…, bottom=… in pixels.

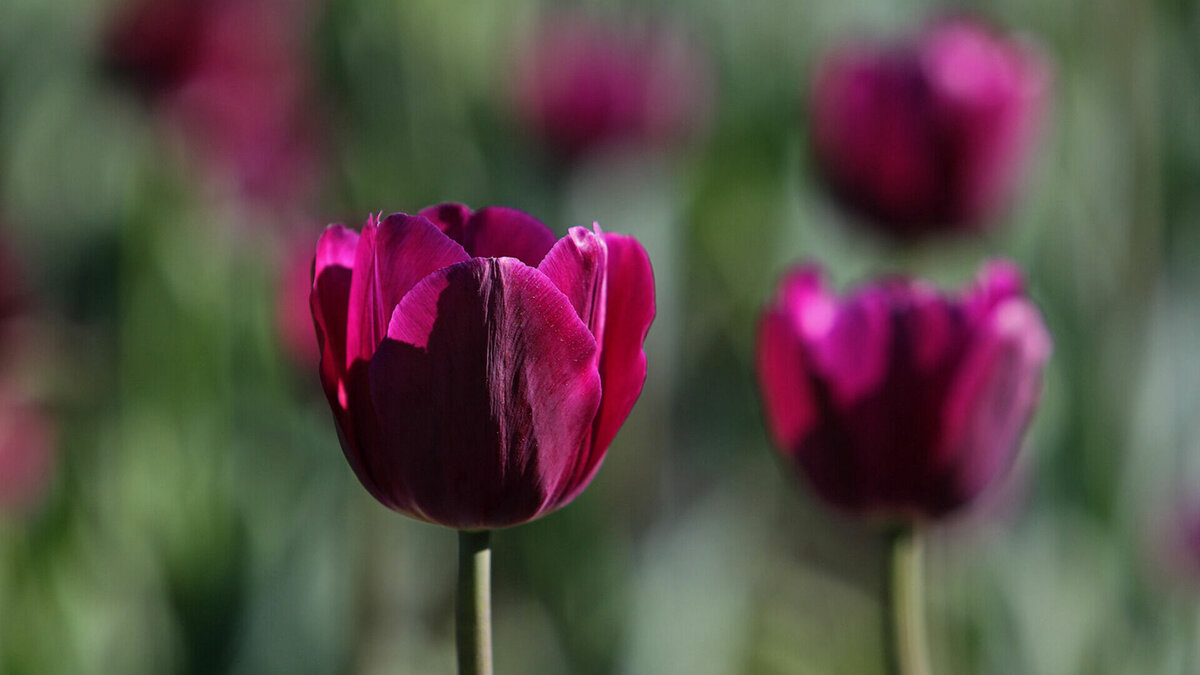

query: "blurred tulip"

left=309, top=204, right=655, bottom=529
left=756, top=260, right=1051, bottom=519
left=0, top=233, right=26, bottom=328
left=810, top=16, right=1050, bottom=237
left=105, top=0, right=322, bottom=204
left=276, top=235, right=320, bottom=368
left=515, top=14, right=712, bottom=158
left=0, top=393, right=54, bottom=515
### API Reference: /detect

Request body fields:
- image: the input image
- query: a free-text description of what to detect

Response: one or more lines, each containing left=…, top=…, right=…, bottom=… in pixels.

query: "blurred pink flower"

left=756, top=260, right=1050, bottom=520
left=276, top=234, right=320, bottom=367
left=106, top=0, right=322, bottom=205
left=310, top=204, right=654, bottom=528
left=515, top=14, right=712, bottom=158
left=0, top=395, right=54, bottom=515
left=810, top=16, right=1050, bottom=237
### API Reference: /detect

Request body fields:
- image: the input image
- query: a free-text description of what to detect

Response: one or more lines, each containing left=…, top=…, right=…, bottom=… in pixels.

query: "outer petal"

left=461, top=207, right=558, bottom=265
left=934, top=297, right=1050, bottom=512
left=368, top=258, right=602, bottom=528
left=310, top=224, right=397, bottom=509
left=310, top=224, right=358, bottom=404
left=572, top=232, right=654, bottom=497
left=756, top=309, right=818, bottom=454
left=537, top=225, right=608, bottom=339
left=344, top=214, right=468, bottom=371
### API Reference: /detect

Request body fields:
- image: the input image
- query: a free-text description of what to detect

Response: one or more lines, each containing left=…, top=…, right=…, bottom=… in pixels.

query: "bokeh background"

left=0, top=0, right=1197, bottom=673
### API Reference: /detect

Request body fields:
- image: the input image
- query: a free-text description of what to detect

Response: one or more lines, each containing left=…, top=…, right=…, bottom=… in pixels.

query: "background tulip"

left=310, top=204, right=654, bottom=530
left=6, top=0, right=1191, bottom=670
left=810, top=16, right=1050, bottom=237
left=514, top=13, right=711, bottom=158
left=0, top=395, right=55, bottom=515
left=757, top=260, right=1051, bottom=519
left=105, top=0, right=322, bottom=205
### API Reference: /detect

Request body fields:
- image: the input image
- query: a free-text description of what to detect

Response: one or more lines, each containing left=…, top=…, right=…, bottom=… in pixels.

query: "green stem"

left=883, top=526, right=932, bottom=675
left=456, top=530, right=493, bottom=675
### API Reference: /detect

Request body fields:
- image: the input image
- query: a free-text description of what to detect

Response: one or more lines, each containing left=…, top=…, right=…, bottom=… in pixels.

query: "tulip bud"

left=515, top=13, right=712, bottom=158
left=810, top=16, right=1050, bottom=237
left=309, top=205, right=655, bottom=529
left=756, top=260, right=1050, bottom=519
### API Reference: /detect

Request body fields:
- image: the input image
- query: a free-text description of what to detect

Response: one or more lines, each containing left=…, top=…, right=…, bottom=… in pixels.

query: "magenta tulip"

left=756, top=260, right=1050, bottom=519
left=810, top=16, right=1050, bottom=236
left=514, top=14, right=711, bottom=157
left=0, top=395, right=54, bottom=515
left=309, top=204, right=655, bottom=529
left=276, top=235, right=321, bottom=367
left=105, top=0, right=321, bottom=204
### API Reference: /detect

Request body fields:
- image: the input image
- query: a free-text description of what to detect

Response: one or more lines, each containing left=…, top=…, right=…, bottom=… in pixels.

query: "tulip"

left=310, top=204, right=654, bottom=526
left=810, top=16, right=1050, bottom=237
left=276, top=235, right=321, bottom=368
left=311, top=204, right=653, bottom=673
left=0, top=395, right=54, bottom=515
left=757, top=260, right=1049, bottom=675
left=757, top=260, right=1050, bottom=519
left=515, top=14, right=711, bottom=157
left=104, top=0, right=321, bottom=204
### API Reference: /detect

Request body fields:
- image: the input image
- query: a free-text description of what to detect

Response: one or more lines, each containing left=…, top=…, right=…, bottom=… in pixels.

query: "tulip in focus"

left=515, top=14, right=712, bottom=157
left=810, top=16, right=1050, bottom=237
left=757, top=260, right=1050, bottom=519
left=105, top=0, right=321, bottom=204
left=310, top=204, right=655, bottom=530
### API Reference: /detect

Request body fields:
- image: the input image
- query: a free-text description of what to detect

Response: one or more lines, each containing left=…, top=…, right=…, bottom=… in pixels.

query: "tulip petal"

left=537, top=225, right=608, bottom=339
left=936, top=297, right=1050, bottom=510
left=461, top=207, right=558, bottom=265
left=344, top=214, right=468, bottom=371
left=369, top=258, right=602, bottom=528
left=756, top=309, right=818, bottom=453
left=965, top=258, right=1026, bottom=320
left=311, top=225, right=395, bottom=507
left=578, top=233, right=654, bottom=491
left=310, top=224, right=358, bottom=402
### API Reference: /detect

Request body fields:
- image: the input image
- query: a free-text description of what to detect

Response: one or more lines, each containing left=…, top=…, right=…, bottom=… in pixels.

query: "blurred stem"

left=456, top=530, right=493, bottom=675
left=883, top=526, right=931, bottom=675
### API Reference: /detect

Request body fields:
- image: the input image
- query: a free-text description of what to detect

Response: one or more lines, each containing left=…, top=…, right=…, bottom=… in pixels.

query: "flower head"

left=810, top=16, right=1050, bottom=236
left=756, top=260, right=1050, bottom=519
left=310, top=205, right=654, bottom=529
left=515, top=14, right=711, bottom=158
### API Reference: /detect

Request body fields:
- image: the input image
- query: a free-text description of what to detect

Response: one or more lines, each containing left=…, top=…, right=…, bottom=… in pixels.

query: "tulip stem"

left=456, top=530, right=493, bottom=675
left=883, top=526, right=932, bottom=675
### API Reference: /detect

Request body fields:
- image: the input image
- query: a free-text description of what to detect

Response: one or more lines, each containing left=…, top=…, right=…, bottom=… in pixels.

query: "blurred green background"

left=0, top=0, right=1197, bottom=673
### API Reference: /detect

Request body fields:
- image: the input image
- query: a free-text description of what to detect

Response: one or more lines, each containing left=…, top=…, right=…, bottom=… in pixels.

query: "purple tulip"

left=105, top=0, right=321, bottom=204
left=309, top=204, right=655, bottom=529
left=756, top=260, right=1051, bottom=519
left=0, top=394, right=54, bottom=515
left=810, top=16, right=1050, bottom=236
left=515, top=14, right=711, bottom=157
